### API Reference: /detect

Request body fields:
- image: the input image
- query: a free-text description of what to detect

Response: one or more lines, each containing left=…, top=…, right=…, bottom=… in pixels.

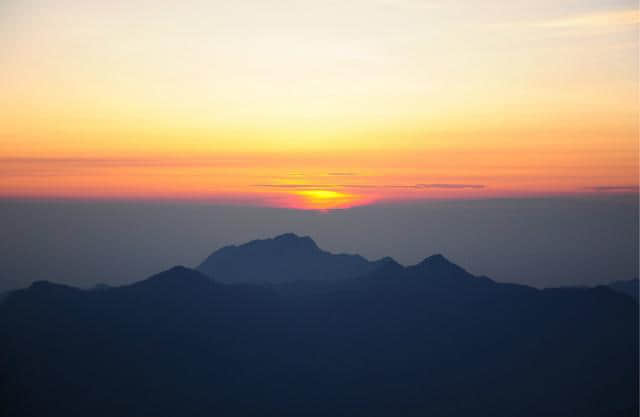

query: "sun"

left=293, top=189, right=362, bottom=210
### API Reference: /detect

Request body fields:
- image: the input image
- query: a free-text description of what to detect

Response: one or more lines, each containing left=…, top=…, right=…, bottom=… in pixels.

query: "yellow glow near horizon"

left=293, top=190, right=363, bottom=210
left=0, top=1, right=638, bottom=209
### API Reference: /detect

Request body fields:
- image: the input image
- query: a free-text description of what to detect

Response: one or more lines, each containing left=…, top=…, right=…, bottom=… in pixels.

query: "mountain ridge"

left=608, top=278, right=639, bottom=301
left=0, top=235, right=637, bottom=417
left=197, top=233, right=396, bottom=284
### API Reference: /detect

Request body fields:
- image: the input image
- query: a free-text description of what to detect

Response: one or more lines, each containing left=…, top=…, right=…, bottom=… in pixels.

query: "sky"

left=1, top=0, right=638, bottom=209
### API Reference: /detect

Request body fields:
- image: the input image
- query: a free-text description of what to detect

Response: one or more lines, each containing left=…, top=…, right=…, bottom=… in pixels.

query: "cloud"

left=254, top=183, right=485, bottom=190
left=327, top=172, right=356, bottom=176
left=254, top=184, right=334, bottom=189
left=587, top=186, right=639, bottom=192
left=412, top=183, right=484, bottom=189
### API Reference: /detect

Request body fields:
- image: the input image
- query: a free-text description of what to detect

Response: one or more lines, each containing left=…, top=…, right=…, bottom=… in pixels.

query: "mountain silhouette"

left=197, top=233, right=389, bottom=284
left=608, top=278, right=639, bottom=301
left=0, top=236, right=637, bottom=417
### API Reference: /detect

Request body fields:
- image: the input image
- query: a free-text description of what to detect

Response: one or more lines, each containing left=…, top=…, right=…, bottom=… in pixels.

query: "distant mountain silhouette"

left=89, top=283, right=113, bottom=291
left=608, top=278, right=639, bottom=301
left=197, top=233, right=389, bottom=284
left=398, top=253, right=495, bottom=285
left=1, top=238, right=638, bottom=417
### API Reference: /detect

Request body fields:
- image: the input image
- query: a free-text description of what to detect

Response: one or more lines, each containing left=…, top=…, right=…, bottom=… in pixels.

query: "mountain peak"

left=18, top=280, right=82, bottom=300
left=197, top=234, right=378, bottom=284
left=365, top=256, right=405, bottom=280
left=419, top=253, right=451, bottom=265
left=128, top=266, right=214, bottom=291
left=410, top=254, right=478, bottom=282
left=272, top=233, right=318, bottom=248
left=274, top=232, right=303, bottom=240
left=154, top=265, right=210, bottom=281
left=166, top=265, right=194, bottom=274
left=378, top=256, right=399, bottom=265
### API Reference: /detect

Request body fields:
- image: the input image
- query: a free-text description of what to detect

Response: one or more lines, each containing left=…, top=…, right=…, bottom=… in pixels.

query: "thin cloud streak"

left=254, top=184, right=335, bottom=189
left=588, top=186, right=639, bottom=192
left=414, top=183, right=485, bottom=189
left=254, top=183, right=486, bottom=190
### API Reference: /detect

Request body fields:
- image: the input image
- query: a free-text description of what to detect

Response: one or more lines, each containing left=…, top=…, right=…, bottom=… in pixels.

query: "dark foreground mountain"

left=1, top=255, right=637, bottom=417
left=197, top=233, right=389, bottom=284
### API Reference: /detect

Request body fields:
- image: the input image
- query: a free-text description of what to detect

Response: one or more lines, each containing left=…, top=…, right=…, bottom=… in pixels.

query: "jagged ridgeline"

left=1, top=234, right=637, bottom=417
left=197, top=233, right=392, bottom=284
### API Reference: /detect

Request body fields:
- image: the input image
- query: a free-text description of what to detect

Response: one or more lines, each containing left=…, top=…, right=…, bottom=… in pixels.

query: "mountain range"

left=0, top=234, right=637, bottom=417
left=197, top=233, right=391, bottom=284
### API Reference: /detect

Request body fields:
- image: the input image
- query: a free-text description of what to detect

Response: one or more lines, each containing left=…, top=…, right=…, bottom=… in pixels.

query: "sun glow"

left=0, top=1, right=637, bottom=207
left=293, top=190, right=363, bottom=210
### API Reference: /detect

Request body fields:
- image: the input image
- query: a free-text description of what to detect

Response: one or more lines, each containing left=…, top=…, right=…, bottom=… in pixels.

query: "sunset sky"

left=1, top=0, right=638, bottom=209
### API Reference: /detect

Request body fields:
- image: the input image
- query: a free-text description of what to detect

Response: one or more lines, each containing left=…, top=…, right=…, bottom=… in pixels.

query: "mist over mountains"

left=1, top=197, right=637, bottom=291
left=1, top=234, right=637, bottom=417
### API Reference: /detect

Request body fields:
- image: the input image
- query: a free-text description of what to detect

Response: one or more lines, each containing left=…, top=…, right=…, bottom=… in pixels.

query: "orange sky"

left=1, top=1, right=638, bottom=209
